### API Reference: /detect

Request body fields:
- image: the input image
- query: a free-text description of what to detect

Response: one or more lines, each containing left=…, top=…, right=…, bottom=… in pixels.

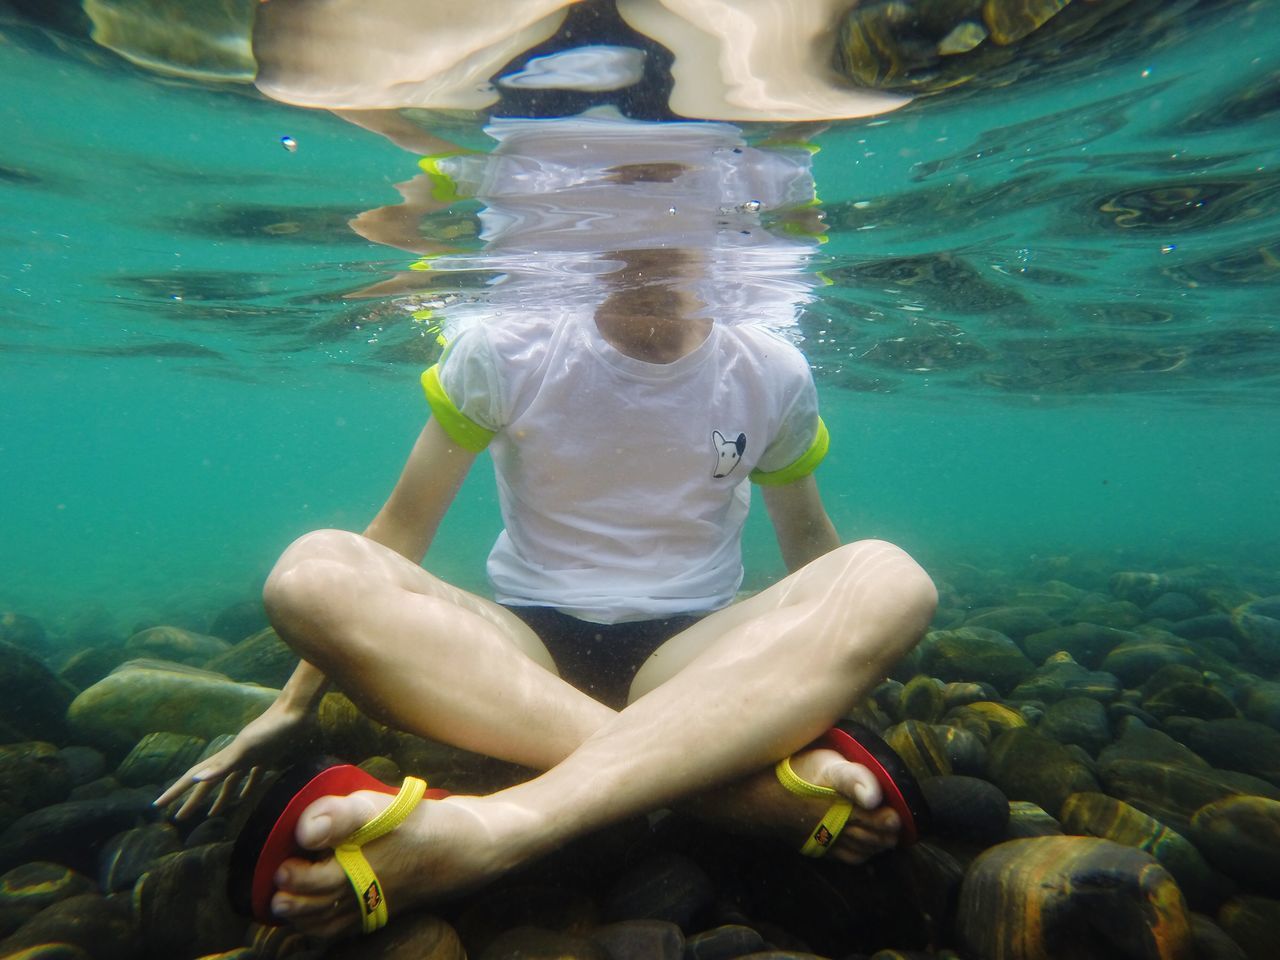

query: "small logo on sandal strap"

left=364, top=881, right=383, bottom=914
left=812, top=825, right=834, bottom=848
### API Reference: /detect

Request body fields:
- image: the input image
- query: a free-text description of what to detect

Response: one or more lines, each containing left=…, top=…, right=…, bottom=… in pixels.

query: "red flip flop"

left=228, top=760, right=450, bottom=925
left=817, top=720, right=930, bottom=846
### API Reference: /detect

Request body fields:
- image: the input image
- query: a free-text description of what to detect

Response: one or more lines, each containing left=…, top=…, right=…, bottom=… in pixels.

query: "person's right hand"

left=154, top=697, right=311, bottom=820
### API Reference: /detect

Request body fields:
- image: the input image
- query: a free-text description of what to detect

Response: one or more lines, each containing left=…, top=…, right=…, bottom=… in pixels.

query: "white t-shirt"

left=423, top=308, right=827, bottom=623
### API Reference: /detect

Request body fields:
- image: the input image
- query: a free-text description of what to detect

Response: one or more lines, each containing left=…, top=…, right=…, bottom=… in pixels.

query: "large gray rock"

left=66, top=660, right=277, bottom=755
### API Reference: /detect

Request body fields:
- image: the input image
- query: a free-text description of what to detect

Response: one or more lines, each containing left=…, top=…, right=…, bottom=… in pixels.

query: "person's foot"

left=693, top=746, right=901, bottom=864
left=268, top=791, right=528, bottom=939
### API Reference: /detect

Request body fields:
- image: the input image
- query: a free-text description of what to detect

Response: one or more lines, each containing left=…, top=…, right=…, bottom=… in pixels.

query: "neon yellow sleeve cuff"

left=750, top=417, right=829, bottom=486
left=420, top=365, right=495, bottom=453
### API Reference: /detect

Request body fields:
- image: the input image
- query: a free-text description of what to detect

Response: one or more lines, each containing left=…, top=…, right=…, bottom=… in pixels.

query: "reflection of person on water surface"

left=153, top=3, right=934, bottom=943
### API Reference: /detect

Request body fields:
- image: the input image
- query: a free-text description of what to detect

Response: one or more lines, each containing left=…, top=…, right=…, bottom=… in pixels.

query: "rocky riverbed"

left=2, top=556, right=1280, bottom=959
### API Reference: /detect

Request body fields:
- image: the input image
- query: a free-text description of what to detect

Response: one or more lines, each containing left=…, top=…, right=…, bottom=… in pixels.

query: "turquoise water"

left=3, top=1, right=1277, bottom=635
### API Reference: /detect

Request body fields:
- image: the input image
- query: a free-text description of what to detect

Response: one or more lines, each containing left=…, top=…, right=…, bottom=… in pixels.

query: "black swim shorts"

left=502, top=605, right=702, bottom=710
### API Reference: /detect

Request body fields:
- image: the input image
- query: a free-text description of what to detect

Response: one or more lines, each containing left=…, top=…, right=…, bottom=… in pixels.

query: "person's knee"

left=263, top=529, right=365, bottom=639
left=831, top=539, right=937, bottom=629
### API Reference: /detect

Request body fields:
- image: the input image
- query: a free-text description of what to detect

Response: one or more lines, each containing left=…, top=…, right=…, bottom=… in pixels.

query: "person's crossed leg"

left=256, top=529, right=936, bottom=938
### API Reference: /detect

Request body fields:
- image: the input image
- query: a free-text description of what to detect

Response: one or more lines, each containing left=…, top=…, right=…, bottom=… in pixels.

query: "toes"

left=295, top=790, right=388, bottom=851
left=824, top=760, right=883, bottom=810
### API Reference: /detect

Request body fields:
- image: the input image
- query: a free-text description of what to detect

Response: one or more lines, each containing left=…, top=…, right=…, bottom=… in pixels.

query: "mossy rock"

left=986, top=728, right=1100, bottom=817
left=920, top=628, right=1035, bottom=693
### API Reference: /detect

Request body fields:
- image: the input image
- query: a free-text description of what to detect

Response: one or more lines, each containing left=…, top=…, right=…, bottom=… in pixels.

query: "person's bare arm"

left=157, top=418, right=476, bottom=814
left=363, top=417, right=478, bottom=562
left=761, top=474, right=841, bottom=573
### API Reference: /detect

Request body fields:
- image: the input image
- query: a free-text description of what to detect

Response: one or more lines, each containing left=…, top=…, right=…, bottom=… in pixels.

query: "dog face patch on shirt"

left=711, top=430, right=746, bottom=478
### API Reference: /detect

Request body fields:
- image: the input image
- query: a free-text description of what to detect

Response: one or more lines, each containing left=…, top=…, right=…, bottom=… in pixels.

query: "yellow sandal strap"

left=333, top=776, right=428, bottom=934
left=775, top=758, right=852, bottom=857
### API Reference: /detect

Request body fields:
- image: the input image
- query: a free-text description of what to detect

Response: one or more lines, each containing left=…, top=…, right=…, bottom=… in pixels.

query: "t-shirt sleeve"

left=420, top=326, right=506, bottom=453
left=749, top=358, right=829, bottom=487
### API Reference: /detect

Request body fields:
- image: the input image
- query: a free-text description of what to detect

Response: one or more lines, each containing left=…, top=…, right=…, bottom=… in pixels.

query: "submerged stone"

left=66, top=660, right=277, bottom=755
left=899, top=675, right=945, bottom=723
left=986, top=728, right=1100, bottom=817
left=920, top=628, right=1035, bottom=693
left=605, top=852, right=714, bottom=928
left=1099, top=760, right=1280, bottom=834
left=0, top=892, right=140, bottom=960
left=203, top=626, right=297, bottom=689
left=1143, top=683, right=1239, bottom=723
left=884, top=720, right=953, bottom=782
left=684, top=924, right=766, bottom=960
left=0, top=863, right=94, bottom=940
left=0, top=642, right=76, bottom=743
left=1189, top=796, right=1280, bottom=895
left=1189, top=912, right=1249, bottom=960
left=134, top=843, right=244, bottom=958
left=929, top=723, right=987, bottom=776
left=114, top=731, right=207, bottom=788
left=1009, top=653, right=1122, bottom=704
left=1099, top=717, right=1211, bottom=771
left=957, top=836, right=1193, bottom=960
left=588, top=919, right=684, bottom=960
left=0, top=743, right=72, bottom=826
left=1023, top=623, right=1135, bottom=668
left=1005, top=800, right=1064, bottom=839
left=1217, top=895, right=1280, bottom=960
left=326, top=912, right=465, bottom=960
left=1173, top=718, right=1280, bottom=786
left=125, top=625, right=231, bottom=665
left=1040, top=697, right=1112, bottom=755
left=97, top=822, right=181, bottom=894
left=1232, top=597, right=1280, bottom=668
left=1102, top=638, right=1202, bottom=687
left=0, top=790, right=156, bottom=874
left=963, top=605, right=1058, bottom=640
left=1059, top=792, right=1230, bottom=911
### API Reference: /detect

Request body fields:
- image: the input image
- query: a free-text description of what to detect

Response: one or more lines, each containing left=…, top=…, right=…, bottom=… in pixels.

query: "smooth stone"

left=684, top=924, right=767, bottom=960
left=56, top=646, right=133, bottom=693
left=0, top=743, right=72, bottom=825
left=113, top=731, right=208, bottom=788
left=1009, top=656, right=1122, bottom=705
left=134, top=842, right=244, bottom=958
left=1143, top=684, right=1239, bottom=722
left=891, top=842, right=964, bottom=946
left=204, top=626, right=298, bottom=689
left=1141, top=665, right=1207, bottom=697
left=1146, top=593, right=1204, bottom=622
left=1, top=945, right=91, bottom=959
left=66, top=660, right=277, bottom=755
left=1040, top=697, right=1112, bottom=756
left=54, top=747, right=105, bottom=788
left=0, top=614, right=47, bottom=654
left=589, top=919, right=684, bottom=960
left=957, top=836, right=1193, bottom=960
left=455, top=884, right=598, bottom=957
left=1190, top=796, right=1280, bottom=894
left=941, top=681, right=999, bottom=711
left=124, top=625, right=231, bottom=664
left=315, top=691, right=392, bottom=761
left=1169, top=614, right=1237, bottom=642
left=870, top=680, right=905, bottom=723
left=884, top=720, right=952, bottom=782
left=1059, top=792, right=1230, bottom=911
left=963, top=606, right=1058, bottom=640
left=0, top=643, right=76, bottom=742
left=98, top=822, right=182, bottom=893
left=1100, top=760, right=1280, bottom=835
left=209, top=599, right=269, bottom=644
left=1103, top=638, right=1202, bottom=687
left=986, top=728, right=1100, bottom=817
left=945, top=701, right=1028, bottom=743
left=479, top=927, right=609, bottom=960
left=1217, top=895, right=1280, bottom=960
left=0, top=863, right=94, bottom=940
left=919, top=775, right=1009, bottom=844
left=0, top=790, right=156, bottom=873
left=1190, top=912, right=1249, bottom=960
left=326, top=913, right=465, bottom=959
left=1240, top=681, right=1280, bottom=730
left=1099, top=717, right=1211, bottom=771
left=1174, top=718, right=1280, bottom=785
left=1022, top=623, right=1134, bottom=669
left=0, top=893, right=140, bottom=960
left=928, top=724, right=987, bottom=776
left=899, top=675, right=944, bottom=723
left=1111, top=572, right=1202, bottom=607
left=920, top=628, right=1035, bottom=693
left=1232, top=597, right=1280, bottom=667
left=605, top=853, right=714, bottom=929
left=1005, top=800, right=1064, bottom=839
left=1073, top=600, right=1145, bottom=629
